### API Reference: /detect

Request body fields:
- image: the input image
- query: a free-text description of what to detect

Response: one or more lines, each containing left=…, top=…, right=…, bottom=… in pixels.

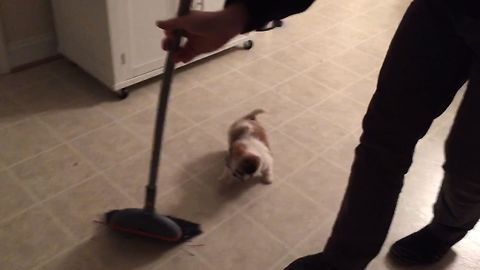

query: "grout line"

left=268, top=252, right=295, bottom=270
left=31, top=241, right=82, bottom=270
left=0, top=95, right=36, bottom=131
left=283, top=180, right=335, bottom=214
left=0, top=169, right=40, bottom=217
left=59, top=126, right=148, bottom=207
left=236, top=156, right=318, bottom=208
left=6, top=170, right=43, bottom=208
left=235, top=180, right=335, bottom=270
left=3, top=121, right=114, bottom=171
left=6, top=0, right=393, bottom=215
left=337, top=88, right=373, bottom=107
left=180, top=203, right=246, bottom=242
left=161, top=89, right=273, bottom=144
left=242, top=212, right=291, bottom=250
left=0, top=117, right=30, bottom=132
left=274, top=110, right=360, bottom=168
left=40, top=200, right=81, bottom=243
left=173, top=179, right=290, bottom=256
left=157, top=247, right=217, bottom=270
left=233, top=57, right=300, bottom=89
left=27, top=156, right=196, bottom=270
left=263, top=20, right=384, bottom=153
left=6, top=91, right=175, bottom=172
left=0, top=113, right=150, bottom=227
left=1, top=53, right=360, bottom=224
left=100, top=159, right=196, bottom=209
left=4, top=138, right=65, bottom=170
left=0, top=173, right=98, bottom=226
left=30, top=228, right=108, bottom=270
left=287, top=217, right=335, bottom=258
left=185, top=176, right=309, bottom=244
left=2, top=12, right=390, bottom=176
left=0, top=0, right=400, bottom=225
left=277, top=85, right=337, bottom=111
left=2, top=6, right=413, bottom=270
left=99, top=171, right=144, bottom=206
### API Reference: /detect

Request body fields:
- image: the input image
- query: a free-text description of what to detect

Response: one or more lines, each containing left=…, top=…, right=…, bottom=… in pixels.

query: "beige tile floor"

left=1, top=0, right=479, bottom=269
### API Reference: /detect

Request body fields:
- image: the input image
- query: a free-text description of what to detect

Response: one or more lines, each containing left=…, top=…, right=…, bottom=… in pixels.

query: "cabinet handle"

left=194, top=0, right=204, bottom=10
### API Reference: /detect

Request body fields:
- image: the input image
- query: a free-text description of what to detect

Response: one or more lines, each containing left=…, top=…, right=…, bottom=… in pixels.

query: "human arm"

left=156, top=0, right=315, bottom=63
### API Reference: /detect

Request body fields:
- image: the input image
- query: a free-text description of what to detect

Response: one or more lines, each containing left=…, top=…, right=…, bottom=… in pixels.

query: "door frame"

left=0, top=15, right=10, bottom=74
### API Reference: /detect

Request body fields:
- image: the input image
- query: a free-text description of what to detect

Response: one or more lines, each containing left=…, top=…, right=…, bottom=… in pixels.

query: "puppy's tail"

left=243, top=109, right=266, bottom=120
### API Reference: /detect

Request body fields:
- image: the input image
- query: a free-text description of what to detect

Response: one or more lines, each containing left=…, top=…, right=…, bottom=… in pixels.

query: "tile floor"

left=1, top=0, right=479, bottom=269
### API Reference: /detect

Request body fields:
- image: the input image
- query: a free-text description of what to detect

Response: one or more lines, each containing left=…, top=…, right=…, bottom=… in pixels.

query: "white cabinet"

left=51, top=0, right=252, bottom=95
left=192, top=0, right=224, bottom=11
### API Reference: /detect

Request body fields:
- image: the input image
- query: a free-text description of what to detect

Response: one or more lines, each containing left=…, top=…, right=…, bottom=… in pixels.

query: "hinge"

left=121, top=53, right=126, bottom=65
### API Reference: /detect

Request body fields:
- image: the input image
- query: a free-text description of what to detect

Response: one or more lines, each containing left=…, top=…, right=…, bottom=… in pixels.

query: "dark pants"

left=323, top=0, right=480, bottom=269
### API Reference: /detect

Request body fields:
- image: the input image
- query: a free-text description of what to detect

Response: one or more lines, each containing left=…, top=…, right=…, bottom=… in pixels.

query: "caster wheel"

left=243, top=40, right=254, bottom=50
left=117, top=89, right=129, bottom=99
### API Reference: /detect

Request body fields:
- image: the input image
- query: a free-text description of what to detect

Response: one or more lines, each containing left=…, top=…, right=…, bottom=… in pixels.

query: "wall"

left=0, top=17, right=10, bottom=73
left=0, top=0, right=57, bottom=67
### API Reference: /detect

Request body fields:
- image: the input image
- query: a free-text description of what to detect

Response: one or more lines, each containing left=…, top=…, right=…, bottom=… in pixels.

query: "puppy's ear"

left=240, top=155, right=260, bottom=175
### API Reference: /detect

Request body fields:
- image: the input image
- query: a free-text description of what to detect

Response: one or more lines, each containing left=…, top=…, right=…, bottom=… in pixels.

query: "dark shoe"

left=389, top=226, right=454, bottom=264
left=284, top=253, right=337, bottom=270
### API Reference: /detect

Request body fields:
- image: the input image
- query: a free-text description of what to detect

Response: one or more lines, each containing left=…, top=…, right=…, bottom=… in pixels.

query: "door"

left=199, top=0, right=225, bottom=11
left=192, top=0, right=225, bottom=11
left=122, top=0, right=176, bottom=77
left=121, top=0, right=226, bottom=78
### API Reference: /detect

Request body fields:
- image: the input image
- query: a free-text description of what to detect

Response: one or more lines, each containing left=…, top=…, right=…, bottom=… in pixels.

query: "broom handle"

left=145, top=0, right=193, bottom=213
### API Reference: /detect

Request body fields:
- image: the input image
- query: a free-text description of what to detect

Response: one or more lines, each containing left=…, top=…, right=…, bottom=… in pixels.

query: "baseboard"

left=7, top=33, right=58, bottom=68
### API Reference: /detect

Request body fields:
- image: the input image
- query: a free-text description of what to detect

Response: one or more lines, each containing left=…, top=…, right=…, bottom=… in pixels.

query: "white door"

left=192, top=0, right=225, bottom=11
left=123, top=0, right=176, bottom=77
left=122, top=0, right=226, bottom=78
left=202, top=0, right=225, bottom=11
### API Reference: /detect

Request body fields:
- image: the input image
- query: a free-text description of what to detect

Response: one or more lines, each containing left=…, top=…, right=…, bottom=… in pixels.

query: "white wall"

left=0, top=0, right=58, bottom=68
left=0, top=18, right=10, bottom=73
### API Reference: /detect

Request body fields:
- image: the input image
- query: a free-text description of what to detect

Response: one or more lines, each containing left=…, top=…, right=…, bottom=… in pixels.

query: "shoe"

left=389, top=226, right=454, bottom=264
left=284, top=253, right=337, bottom=270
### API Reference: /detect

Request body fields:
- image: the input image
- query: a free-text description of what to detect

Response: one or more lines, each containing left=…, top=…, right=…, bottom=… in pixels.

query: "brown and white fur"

left=219, top=109, right=273, bottom=184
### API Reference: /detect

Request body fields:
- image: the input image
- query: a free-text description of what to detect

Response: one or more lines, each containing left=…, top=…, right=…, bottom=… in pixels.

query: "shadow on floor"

left=193, top=150, right=265, bottom=201
left=43, top=147, right=269, bottom=269
left=40, top=226, right=184, bottom=270
left=1, top=47, right=247, bottom=122
left=384, top=249, right=457, bottom=270
left=151, top=150, right=265, bottom=234
left=1, top=60, right=161, bottom=121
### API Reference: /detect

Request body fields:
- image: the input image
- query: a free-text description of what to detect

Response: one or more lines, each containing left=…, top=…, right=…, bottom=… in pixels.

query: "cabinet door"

left=121, top=0, right=178, bottom=77
left=119, top=0, right=225, bottom=79
left=192, top=0, right=225, bottom=11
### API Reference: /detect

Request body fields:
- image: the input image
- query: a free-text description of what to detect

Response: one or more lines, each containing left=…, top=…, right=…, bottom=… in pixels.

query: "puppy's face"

left=227, top=154, right=260, bottom=181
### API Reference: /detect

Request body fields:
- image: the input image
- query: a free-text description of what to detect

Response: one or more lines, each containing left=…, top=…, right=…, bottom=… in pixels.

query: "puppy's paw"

left=260, top=177, right=273, bottom=185
left=261, top=168, right=274, bottom=185
left=218, top=168, right=230, bottom=181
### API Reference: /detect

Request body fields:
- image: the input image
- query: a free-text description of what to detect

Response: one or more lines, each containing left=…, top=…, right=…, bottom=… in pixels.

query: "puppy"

left=219, top=109, right=273, bottom=184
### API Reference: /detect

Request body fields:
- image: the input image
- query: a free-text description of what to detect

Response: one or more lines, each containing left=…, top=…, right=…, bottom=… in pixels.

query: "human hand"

left=156, top=3, right=248, bottom=63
